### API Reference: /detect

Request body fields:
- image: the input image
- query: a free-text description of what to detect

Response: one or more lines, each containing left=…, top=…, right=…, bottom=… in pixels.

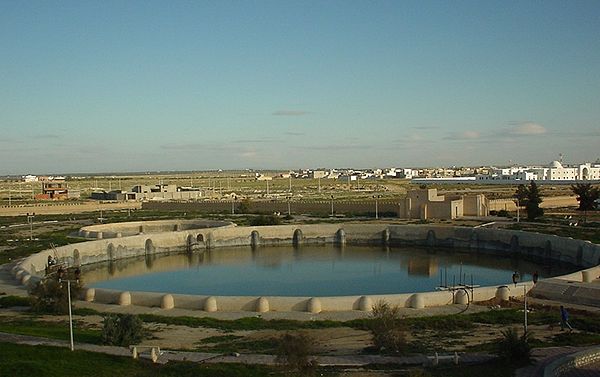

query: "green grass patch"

left=422, top=359, right=518, bottom=377
left=0, top=227, right=86, bottom=264
left=0, top=342, right=277, bottom=377
left=137, top=313, right=351, bottom=331
left=0, top=317, right=102, bottom=345
left=0, top=295, right=30, bottom=308
left=548, top=332, right=600, bottom=347
left=197, top=336, right=279, bottom=354
left=198, top=334, right=242, bottom=344
left=406, top=315, right=474, bottom=331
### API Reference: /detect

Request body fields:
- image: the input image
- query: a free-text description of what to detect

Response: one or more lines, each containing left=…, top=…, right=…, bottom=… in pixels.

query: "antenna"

left=559, top=153, right=563, bottom=163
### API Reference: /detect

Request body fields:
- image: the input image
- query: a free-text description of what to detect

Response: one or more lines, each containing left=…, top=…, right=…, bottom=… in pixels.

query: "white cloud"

left=508, top=122, right=547, bottom=136
left=443, top=131, right=481, bottom=140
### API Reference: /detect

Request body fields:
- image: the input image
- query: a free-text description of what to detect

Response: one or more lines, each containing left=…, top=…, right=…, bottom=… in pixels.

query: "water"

left=84, top=245, right=577, bottom=297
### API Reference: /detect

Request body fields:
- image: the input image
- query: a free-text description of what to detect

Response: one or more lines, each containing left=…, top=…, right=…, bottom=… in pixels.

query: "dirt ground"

left=0, top=306, right=568, bottom=356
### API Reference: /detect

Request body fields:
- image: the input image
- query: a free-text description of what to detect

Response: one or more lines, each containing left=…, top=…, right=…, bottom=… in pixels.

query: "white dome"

left=549, top=160, right=563, bottom=168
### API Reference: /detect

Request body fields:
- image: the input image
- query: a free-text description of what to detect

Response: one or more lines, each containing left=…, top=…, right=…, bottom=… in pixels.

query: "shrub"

left=249, top=214, right=281, bottom=226
left=101, top=314, right=144, bottom=346
left=29, top=279, right=81, bottom=314
left=237, top=198, right=252, bottom=214
left=275, top=332, right=318, bottom=375
left=370, top=300, right=407, bottom=354
left=496, top=327, right=531, bottom=364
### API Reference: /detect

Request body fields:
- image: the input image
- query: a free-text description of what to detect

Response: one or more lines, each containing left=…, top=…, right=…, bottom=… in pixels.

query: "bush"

left=29, top=279, right=81, bottom=314
left=370, top=300, right=407, bottom=354
left=275, top=332, right=318, bottom=375
left=249, top=214, right=281, bottom=226
left=496, top=327, right=531, bottom=364
left=101, top=314, right=144, bottom=346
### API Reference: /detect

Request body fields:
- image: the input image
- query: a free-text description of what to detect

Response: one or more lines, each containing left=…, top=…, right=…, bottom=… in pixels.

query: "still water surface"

left=85, top=245, right=576, bottom=296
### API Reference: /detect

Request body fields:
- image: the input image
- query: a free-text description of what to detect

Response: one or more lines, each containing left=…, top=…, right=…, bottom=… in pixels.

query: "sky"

left=1, top=1, right=599, bottom=174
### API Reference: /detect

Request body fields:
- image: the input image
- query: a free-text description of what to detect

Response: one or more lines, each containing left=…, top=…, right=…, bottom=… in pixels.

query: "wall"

left=77, top=219, right=233, bottom=239
left=143, top=200, right=402, bottom=217
left=13, top=223, right=600, bottom=314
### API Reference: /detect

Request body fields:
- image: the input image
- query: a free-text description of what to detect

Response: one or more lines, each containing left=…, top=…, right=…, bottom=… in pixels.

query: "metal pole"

left=516, top=199, right=520, bottom=223
left=67, top=280, right=74, bottom=351
left=287, top=198, right=291, bottom=216
left=330, top=196, right=334, bottom=217
left=375, top=197, right=379, bottom=219
left=524, top=284, right=528, bottom=334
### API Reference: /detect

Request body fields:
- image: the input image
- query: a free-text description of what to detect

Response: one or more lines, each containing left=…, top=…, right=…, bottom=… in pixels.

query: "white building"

left=476, top=161, right=600, bottom=183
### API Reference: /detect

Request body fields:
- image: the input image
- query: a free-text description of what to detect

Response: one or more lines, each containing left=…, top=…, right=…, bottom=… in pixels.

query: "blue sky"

left=1, top=1, right=599, bottom=174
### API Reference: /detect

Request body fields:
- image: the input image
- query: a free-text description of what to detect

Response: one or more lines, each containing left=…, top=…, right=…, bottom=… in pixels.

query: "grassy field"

left=0, top=169, right=583, bottom=206
left=0, top=342, right=277, bottom=377
left=0, top=341, right=527, bottom=377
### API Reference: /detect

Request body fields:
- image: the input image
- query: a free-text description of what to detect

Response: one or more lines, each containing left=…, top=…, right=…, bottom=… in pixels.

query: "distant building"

left=476, top=161, right=600, bottom=183
left=399, top=188, right=489, bottom=220
left=255, top=174, right=273, bottom=181
left=310, top=170, right=328, bottom=179
left=35, top=179, right=80, bottom=200
left=92, top=184, right=202, bottom=201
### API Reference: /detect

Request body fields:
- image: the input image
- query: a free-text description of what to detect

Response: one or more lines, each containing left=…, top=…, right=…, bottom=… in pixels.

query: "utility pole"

left=27, top=212, right=35, bottom=240
left=59, top=278, right=79, bottom=351
left=330, top=195, right=334, bottom=217
left=373, top=195, right=381, bottom=219
left=524, top=284, right=528, bottom=334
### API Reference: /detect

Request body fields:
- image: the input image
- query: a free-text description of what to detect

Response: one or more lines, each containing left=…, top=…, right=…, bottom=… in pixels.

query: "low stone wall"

left=143, top=200, right=402, bottom=217
left=77, top=219, right=234, bottom=239
left=13, top=223, right=600, bottom=314
left=543, top=347, right=600, bottom=377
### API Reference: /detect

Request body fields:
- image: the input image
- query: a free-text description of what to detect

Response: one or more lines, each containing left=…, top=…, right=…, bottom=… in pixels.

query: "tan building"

left=400, top=188, right=489, bottom=220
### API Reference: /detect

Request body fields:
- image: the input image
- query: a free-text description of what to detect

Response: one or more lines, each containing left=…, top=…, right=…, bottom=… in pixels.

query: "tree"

left=571, top=183, right=599, bottom=212
left=514, top=184, right=529, bottom=208
left=524, top=181, right=543, bottom=220
left=29, top=278, right=82, bottom=314
left=237, top=198, right=252, bottom=214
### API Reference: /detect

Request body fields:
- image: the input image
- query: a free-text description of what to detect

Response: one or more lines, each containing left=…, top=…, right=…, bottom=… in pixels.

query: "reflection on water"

left=85, top=245, right=578, bottom=297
